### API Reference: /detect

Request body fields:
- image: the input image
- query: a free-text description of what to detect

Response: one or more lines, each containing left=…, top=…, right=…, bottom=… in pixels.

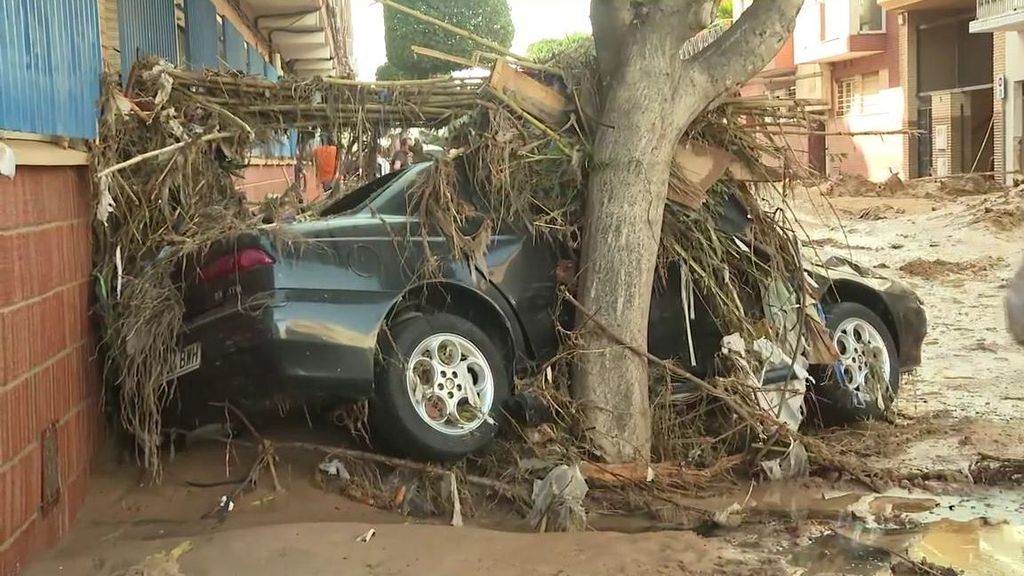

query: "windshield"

left=318, top=162, right=432, bottom=217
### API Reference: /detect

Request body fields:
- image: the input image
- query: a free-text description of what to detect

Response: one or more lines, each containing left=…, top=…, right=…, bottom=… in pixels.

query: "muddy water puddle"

left=788, top=488, right=1024, bottom=575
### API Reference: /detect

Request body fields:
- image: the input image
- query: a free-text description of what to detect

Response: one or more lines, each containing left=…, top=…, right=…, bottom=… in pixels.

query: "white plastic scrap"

left=217, top=495, right=235, bottom=513
left=751, top=338, right=809, bottom=432
left=317, top=459, right=351, bottom=481
left=141, top=62, right=175, bottom=110
left=96, top=174, right=115, bottom=225
left=355, top=528, right=376, bottom=543
left=528, top=464, right=589, bottom=533
left=115, top=245, right=124, bottom=300
left=0, top=142, right=15, bottom=179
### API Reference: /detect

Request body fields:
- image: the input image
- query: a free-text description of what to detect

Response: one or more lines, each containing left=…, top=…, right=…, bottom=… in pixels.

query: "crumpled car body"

left=164, top=163, right=927, bottom=431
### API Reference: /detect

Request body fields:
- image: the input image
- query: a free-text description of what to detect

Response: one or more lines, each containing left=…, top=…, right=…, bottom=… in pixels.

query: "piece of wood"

left=488, top=59, right=571, bottom=129
left=668, top=141, right=736, bottom=209
left=411, top=45, right=477, bottom=69
left=804, top=309, right=840, bottom=365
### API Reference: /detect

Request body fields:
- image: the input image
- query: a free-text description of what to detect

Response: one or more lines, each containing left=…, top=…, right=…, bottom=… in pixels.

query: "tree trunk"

left=575, top=0, right=805, bottom=463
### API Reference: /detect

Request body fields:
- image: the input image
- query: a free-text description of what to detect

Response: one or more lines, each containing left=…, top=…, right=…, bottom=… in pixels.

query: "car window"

left=318, top=163, right=431, bottom=217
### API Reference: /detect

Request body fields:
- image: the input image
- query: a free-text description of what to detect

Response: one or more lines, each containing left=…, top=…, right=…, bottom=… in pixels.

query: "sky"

left=349, top=0, right=592, bottom=81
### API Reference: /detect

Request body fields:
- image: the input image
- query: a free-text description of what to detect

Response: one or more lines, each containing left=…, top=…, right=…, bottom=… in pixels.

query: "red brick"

left=4, top=306, right=31, bottom=382
left=34, top=364, right=54, bottom=432
left=0, top=524, right=33, bottom=576
left=0, top=234, right=16, bottom=309
left=0, top=311, right=7, bottom=389
left=0, top=447, right=40, bottom=547
left=0, top=378, right=38, bottom=465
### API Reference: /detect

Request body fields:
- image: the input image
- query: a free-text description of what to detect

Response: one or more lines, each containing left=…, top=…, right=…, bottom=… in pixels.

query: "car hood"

left=805, top=254, right=921, bottom=302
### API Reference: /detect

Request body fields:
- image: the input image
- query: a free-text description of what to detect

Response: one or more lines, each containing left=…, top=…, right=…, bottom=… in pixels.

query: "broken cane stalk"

left=95, top=132, right=235, bottom=178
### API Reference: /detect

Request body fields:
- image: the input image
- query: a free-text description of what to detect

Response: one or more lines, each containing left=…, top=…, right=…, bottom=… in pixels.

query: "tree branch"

left=691, top=0, right=803, bottom=97
left=591, top=0, right=632, bottom=83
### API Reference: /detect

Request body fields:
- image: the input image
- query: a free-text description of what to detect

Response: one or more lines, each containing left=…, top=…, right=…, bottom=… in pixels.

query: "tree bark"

left=575, top=0, right=804, bottom=463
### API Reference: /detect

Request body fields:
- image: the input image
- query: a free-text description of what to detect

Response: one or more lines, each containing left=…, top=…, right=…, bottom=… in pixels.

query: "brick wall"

left=236, top=164, right=320, bottom=204
left=994, top=31, right=1006, bottom=179
left=931, top=91, right=967, bottom=176
left=0, top=166, right=101, bottom=576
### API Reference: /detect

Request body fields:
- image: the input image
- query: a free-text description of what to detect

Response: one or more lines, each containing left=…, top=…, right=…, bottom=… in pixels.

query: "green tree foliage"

left=378, top=0, right=515, bottom=80
left=525, top=32, right=593, bottom=64
left=718, top=0, right=733, bottom=19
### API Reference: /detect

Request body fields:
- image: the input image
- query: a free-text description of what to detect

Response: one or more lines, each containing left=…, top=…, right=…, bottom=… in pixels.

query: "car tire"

left=813, top=302, right=900, bottom=423
left=371, top=312, right=510, bottom=461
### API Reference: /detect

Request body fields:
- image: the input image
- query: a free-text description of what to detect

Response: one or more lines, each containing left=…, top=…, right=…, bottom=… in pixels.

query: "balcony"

left=971, top=0, right=1024, bottom=32
left=243, top=0, right=353, bottom=77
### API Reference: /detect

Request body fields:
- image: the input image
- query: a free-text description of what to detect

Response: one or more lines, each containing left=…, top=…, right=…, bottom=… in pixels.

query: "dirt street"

left=791, top=181, right=1024, bottom=472
left=19, top=181, right=1024, bottom=576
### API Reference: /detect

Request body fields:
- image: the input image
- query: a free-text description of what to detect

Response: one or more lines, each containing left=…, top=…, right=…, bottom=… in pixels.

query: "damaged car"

left=167, top=163, right=927, bottom=460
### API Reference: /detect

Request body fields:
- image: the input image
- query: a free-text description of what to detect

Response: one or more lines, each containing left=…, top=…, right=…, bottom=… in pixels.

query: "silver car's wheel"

left=405, top=333, right=495, bottom=436
left=372, top=312, right=509, bottom=461
left=833, top=317, right=893, bottom=411
left=816, top=302, right=901, bottom=422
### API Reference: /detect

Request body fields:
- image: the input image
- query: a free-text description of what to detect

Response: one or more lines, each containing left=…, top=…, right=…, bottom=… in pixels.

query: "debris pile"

left=91, top=18, right=862, bottom=498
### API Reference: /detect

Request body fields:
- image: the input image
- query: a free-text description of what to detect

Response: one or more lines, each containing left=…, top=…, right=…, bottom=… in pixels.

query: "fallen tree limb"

left=96, top=132, right=234, bottom=178
left=218, top=436, right=530, bottom=505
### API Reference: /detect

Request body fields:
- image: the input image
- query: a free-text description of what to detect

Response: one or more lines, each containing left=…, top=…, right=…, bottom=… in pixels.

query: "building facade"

left=742, top=0, right=999, bottom=182
left=971, top=0, right=1024, bottom=184
left=0, top=1, right=351, bottom=572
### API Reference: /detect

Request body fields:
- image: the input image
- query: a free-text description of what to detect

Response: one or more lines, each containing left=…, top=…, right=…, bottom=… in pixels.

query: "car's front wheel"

left=814, top=302, right=900, bottom=422
left=372, top=313, right=509, bottom=461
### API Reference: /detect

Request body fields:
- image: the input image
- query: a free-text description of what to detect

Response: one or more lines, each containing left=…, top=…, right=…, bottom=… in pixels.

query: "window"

left=836, top=77, right=857, bottom=117
left=822, top=0, right=844, bottom=41
left=858, top=0, right=884, bottom=33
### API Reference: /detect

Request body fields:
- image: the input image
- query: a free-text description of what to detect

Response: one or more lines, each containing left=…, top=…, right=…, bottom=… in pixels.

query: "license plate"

left=168, top=343, right=201, bottom=380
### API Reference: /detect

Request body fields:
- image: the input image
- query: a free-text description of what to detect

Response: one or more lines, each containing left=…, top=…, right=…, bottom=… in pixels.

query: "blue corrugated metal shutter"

left=185, top=0, right=218, bottom=70
left=264, top=62, right=279, bottom=81
left=223, top=22, right=245, bottom=71
left=247, top=46, right=265, bottom=76
left=0, top=0, right=102, bottom=139
left=118, top=0, right=176, bottom=79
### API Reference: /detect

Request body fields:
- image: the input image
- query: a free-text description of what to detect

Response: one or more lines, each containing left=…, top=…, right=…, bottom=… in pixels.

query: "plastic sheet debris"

left=528, top=464, right=588, bottom=533
left=751, top=338, right=809, bottom=431
left=356, top=528, right=376, bottom=543
left=760, top=440, right=809, bottom=481
left=712, top=502, right=745, bottom=528
left=0, top=142, right=15, bottom=179
left=318, top=459, right=351, bottom=481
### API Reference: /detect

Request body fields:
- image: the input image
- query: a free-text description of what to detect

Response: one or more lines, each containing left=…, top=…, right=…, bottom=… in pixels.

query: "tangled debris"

left=91, top=19, right=883, bottom=504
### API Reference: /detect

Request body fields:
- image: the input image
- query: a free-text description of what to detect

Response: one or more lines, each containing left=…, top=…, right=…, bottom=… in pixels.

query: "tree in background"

left=526, top=32, right=592, bottom=64
left=377, top=0, right=514, bottom=80
left=717, top=0, right=733, bottom=19
left=575, top=0, right=803, bottom=462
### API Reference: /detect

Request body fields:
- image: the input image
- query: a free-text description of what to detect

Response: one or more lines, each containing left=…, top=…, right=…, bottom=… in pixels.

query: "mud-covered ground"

left=20, top=179, right=1024, bottom=576
left=792, top=178, right=1024, bottom=473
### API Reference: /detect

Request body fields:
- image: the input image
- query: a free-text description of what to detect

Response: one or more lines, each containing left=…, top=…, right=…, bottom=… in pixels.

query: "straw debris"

left=92, top=32, right=869, bottom=494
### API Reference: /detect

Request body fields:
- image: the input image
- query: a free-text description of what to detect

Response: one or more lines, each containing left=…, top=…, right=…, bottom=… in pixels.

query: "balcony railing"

left=977, top=0, right=1024, bottom=20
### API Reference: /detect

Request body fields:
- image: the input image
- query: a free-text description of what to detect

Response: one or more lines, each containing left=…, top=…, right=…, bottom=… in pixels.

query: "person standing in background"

left=391, top=137, right=412, bottom=172
left=313, top=134, right=340, bottom=195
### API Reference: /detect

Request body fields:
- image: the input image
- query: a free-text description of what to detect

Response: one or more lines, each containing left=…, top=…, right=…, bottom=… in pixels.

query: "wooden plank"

left=668, top=141, right=736, bottom=209
left=488, top=59, right=570, bottom=129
